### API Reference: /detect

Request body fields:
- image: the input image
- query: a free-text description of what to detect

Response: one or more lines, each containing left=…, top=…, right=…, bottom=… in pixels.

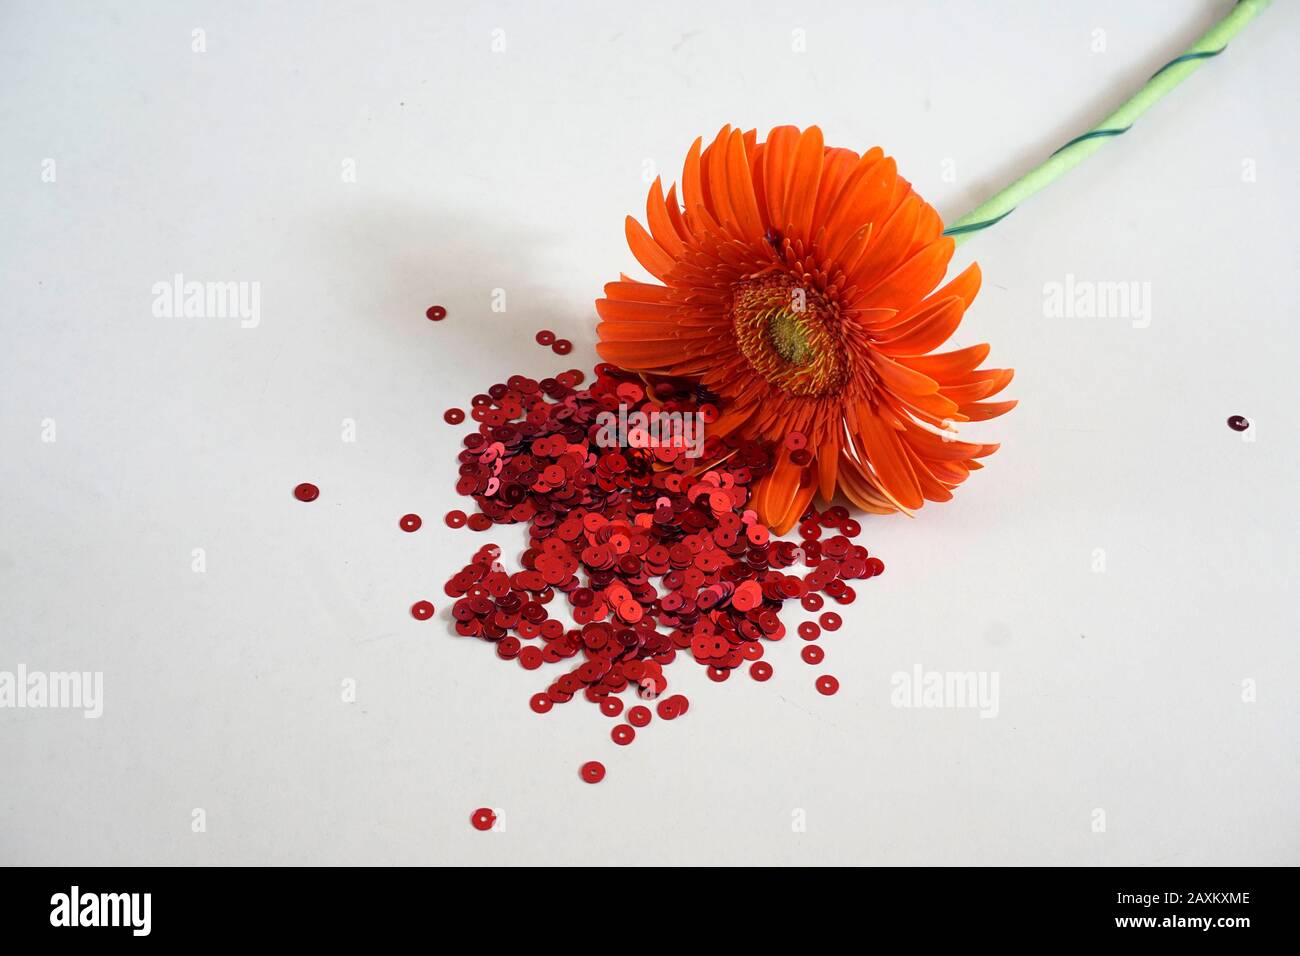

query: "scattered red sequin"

left=426, top=305, right=447, bottom=321
left=400, top=513, right=422, bottom=532
left=611, top=723, right=636, bottom=745
left=411, top=600, right=435, bottom=620
left=580, top=760, right=605, bottom=783
left=444, top=408, right=465, bottom=425
left=551, top=339, right=572, bottom=355
left=438, top=361, right=884, bottom=777
left=445, top=510, right=467, bottom=528
left=293, top=482, right=319, bottom=502
left=815, top=674, right=840, bottom=696
left=819, top=612, right=842, bottom=631
left=470, top=807, right=496, bottom=830
left=798, top=621, right=821, bottom=641
left=536, top=330, right=556, bottom=346
left=1227, top=415, right=1250, bottom=432
left=656, top=695, right=686, bottom=720
left=801, top=645, right=824, bottom=665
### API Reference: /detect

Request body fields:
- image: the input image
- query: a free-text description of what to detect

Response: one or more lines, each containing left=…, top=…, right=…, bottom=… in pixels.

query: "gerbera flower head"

left=596, top=125, right=1015, bottom=534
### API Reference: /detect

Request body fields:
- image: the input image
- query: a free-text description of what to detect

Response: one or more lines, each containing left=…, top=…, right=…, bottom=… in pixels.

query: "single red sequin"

left=426, top=305, right=447, bottom=321
left=819, top=612, right=842, bottom=631
left=293, top=482, right=319, bottom=502
left=444, top=510, right=467, bottom=528
left=400, top=513, right=422, bottom=532
left=611, top=723, right=635, bottom=745
left=552, top=339, right=573, bottom=355
left=816, top=674, right=839, bottom=695
left=444, top=408, right=465, bottom=425
left=600, top=697, right=624, bottom=718
left=470, top=807, right=495, bottom=830
left=581, top=760, right=605, bottom=783
left=798, top=621, right=820, bottom=641
left=627, top=705, right=651, bottom=727
left=530, top=692, right=553, bottom=714
left=749, top=661, right=773, bottom=682
left=411, top=600, right=434, bottom=620
left=801, top=593, right=824, bottom=611
left=801, top=645, right=824, bottom=665
left=535, top=330, right=556, bottom=346
left=785, top=432, right=807, bottom=451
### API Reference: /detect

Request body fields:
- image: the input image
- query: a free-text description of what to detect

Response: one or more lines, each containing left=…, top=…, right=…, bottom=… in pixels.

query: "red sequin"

left=400, top=513, right=422, bottom=532
left=426, top=305, right=447, bottom=321
left=815, top=674, right=840, bottom=696
left=580, top=760, right=605, bottom=783
left=627, top=705, right=651, bottom=727
left=819, top=612, right=842, bottom=631
left=444, top=408, right=465, bottom=425
left=801, top=645, right=824, bottom=665
left=611, top=723, right=636, bottom=745
left=411, top=600, right=434, bottom=620
left=445, top=510, right=467, bottom=529
left=552, top=339, right=573, bottom=355
left=656, top=696, right=683, bottom=720
left=530, top=692, right=553, bottom=713
left=470, top=807, right=495, bottom=830
left=749, top=661, right=773, bottom=682
left=536, top=330, right=556, bottom=346
left=293, top=482, right=319, bottom=502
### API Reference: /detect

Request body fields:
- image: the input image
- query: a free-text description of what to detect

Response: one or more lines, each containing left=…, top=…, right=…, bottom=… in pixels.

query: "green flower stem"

left=943, top=0, right=1272, bottom=244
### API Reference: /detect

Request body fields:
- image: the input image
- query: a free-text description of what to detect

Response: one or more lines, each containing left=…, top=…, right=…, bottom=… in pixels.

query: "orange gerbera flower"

left=595, top=124, right=1015, bottom=533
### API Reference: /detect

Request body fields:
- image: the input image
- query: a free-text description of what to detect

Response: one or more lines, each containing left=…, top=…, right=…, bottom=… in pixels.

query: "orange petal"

left=762, top=126, right=799, bottom=234
left=855, top=237, right=955, bottom=313
left=645, top=177, right=686, bottom=258
left=625, top=216, right=674, bottom=281
left=961, top=400, right=1018, bottom=421
left=822, top=155, right=896, bottom=256
left=725, top=128, right=765, bottom=244
left=893, top=343, right=991, bottom=380
left=703, top=125, right=736, bottom=233
left=845, top=194, right=920, bottom=289
left=782, top=126, right=824, bottom=243
left=875, top=296, right=965, bottom=354
left=854, top=409, right=923, bottom=510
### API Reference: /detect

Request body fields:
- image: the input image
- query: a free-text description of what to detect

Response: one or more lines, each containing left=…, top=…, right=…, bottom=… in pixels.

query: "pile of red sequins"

left=441, top=347, right=883, bottom=786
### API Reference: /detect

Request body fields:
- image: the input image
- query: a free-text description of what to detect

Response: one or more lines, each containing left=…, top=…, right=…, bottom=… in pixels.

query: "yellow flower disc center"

left=730, top=274, right=848, bottom=397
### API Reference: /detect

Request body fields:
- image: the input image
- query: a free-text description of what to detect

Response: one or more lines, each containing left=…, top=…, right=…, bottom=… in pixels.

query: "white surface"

left=2, top=0, right=1297, bottom=866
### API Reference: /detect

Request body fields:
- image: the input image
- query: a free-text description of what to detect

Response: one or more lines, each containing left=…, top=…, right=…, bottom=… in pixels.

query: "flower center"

left=730, top=274, right=848, bottom=397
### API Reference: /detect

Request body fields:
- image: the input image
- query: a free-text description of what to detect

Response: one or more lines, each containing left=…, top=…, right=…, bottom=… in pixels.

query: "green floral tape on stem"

left=942, top=0, right=1272, bottom=245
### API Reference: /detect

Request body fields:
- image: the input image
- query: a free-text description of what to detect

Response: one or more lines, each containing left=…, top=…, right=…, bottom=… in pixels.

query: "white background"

left=2, top=1, right=1297, bottom=866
